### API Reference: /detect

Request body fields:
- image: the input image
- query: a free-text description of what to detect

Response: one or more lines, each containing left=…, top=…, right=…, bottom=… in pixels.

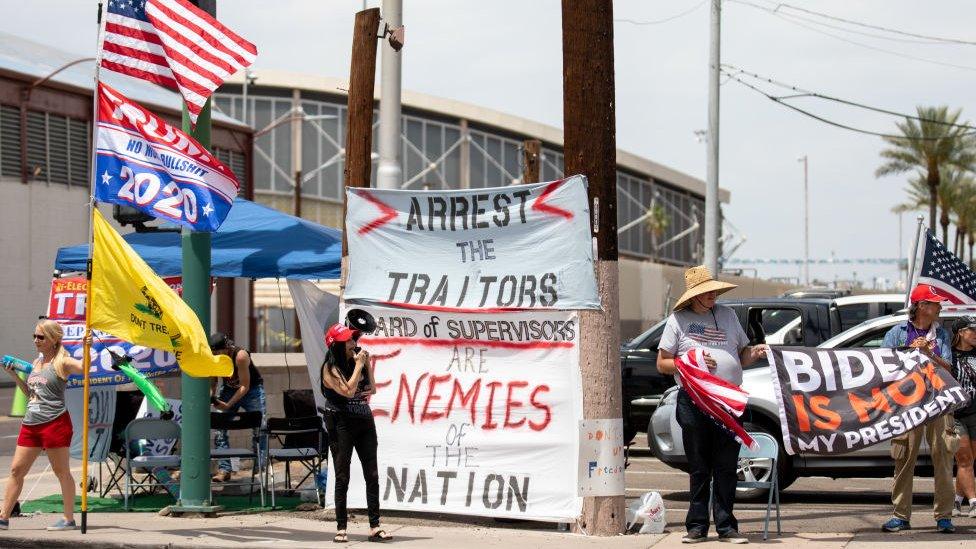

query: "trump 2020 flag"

left=90, top=208, right=232, bottom=378
left=94, top=82, right=239, bottom=231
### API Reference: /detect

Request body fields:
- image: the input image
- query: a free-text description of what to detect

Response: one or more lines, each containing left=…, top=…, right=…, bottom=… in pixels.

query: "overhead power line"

left=751, top=0, right=976, bottom=46
left=723, top=64, right=976, bottom=132
left=615, top=0, right=706, bottom=26
left=728, top=0, right=976, bottom=73
left=720, top=69, right=971, bottom=140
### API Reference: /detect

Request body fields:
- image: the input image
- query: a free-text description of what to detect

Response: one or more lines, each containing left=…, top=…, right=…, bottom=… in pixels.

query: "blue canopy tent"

left=55, top=198, right=342, bottom=279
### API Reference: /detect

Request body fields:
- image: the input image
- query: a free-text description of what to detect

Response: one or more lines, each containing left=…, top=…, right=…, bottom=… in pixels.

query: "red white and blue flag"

left=100, top=0, right=257, bottom=124
left=917, top=230, right=976, bottom=304
left=94, top=82, right=239, bottom=231
left=675, top=348, right=757, bottom=450
left=686, top=322, right=726, bottom=344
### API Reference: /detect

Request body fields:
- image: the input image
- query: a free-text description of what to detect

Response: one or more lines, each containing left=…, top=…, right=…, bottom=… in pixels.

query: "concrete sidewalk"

left=0, top=511, right=973, bottom=549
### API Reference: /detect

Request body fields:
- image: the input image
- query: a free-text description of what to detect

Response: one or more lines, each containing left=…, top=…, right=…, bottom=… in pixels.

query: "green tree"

left=948, top=172, right=976, bottom=263
left=876, top=106, right=976, bottom=242
left=644, top=204, right=669, bottom=260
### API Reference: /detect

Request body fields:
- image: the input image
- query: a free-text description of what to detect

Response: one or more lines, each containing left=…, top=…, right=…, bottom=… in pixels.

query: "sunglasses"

left=32, top=333, right=45, bottom=341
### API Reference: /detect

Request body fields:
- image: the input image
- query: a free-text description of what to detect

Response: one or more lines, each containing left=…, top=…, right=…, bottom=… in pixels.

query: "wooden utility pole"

left=522, top=139, right=541, bottom=184
left=562, top=0, right=624, bottom=536
left=342, top=7, right=381, bottom=258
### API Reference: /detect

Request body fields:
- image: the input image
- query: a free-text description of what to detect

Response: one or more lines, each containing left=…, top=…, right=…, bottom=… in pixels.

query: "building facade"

left=213, top=70, right=731, bottom=344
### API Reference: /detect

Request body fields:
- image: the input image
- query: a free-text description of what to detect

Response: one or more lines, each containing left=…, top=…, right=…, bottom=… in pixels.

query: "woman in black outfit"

left=321, top=323, right=391, bottom=543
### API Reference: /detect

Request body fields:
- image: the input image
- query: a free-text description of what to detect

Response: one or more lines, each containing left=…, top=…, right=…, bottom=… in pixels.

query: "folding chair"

left=99, top=452, right=127, bottom=498
left=264, top=416, right=327, bottom=508
left=738, top=432, right=781, bottom=540
left=123, top=418, right=181, bottom=511
left=210, top=410, right=266, bottom=507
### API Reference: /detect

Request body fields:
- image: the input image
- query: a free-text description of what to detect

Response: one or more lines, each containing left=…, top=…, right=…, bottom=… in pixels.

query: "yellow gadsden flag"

left=90, top=209, right=232, bottom=378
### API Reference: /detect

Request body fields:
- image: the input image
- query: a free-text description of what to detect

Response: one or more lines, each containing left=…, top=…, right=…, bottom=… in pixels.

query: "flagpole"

left=80, top=1, right=107, bottom=534
left=904, top=214, right=926, bottom=308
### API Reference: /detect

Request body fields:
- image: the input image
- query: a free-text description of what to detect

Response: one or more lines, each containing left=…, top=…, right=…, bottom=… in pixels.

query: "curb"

left=0, top=535, right=244, bottom=549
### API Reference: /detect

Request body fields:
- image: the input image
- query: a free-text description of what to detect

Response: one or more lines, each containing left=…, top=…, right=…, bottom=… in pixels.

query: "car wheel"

left=735, top=422, right=792, bottom=501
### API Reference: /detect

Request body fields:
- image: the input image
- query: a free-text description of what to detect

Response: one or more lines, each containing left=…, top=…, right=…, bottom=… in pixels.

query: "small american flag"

left=917, top=230, right=976, bottom=304
left=100, top=0, right=257, bottom=124
left=687, top=322, right=726, bottom=344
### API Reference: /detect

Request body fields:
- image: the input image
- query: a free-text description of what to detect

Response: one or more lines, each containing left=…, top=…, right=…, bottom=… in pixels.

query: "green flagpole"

left=172, top=0, right=221, bottom=517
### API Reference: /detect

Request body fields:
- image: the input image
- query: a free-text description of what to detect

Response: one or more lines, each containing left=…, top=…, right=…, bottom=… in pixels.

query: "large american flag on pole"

left=101, top=0, right=257, bottom=124
left=917, top=230, right=976, bottom=304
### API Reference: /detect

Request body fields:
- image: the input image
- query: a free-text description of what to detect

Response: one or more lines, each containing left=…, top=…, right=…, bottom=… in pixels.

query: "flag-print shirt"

left=952, top=348, right=976, bottom=418
left=660, top=304, right=750, bottom=386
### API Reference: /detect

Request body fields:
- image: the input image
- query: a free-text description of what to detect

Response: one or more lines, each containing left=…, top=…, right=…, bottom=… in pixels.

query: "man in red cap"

left=881, top=283, right=956, bottom=534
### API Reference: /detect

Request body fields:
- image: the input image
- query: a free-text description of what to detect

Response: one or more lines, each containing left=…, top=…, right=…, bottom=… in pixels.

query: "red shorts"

left=17, top=412, right=72, bottom=448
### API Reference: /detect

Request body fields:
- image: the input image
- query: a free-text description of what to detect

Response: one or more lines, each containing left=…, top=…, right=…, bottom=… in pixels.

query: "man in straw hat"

left=658, top=265, right=768, bottom=544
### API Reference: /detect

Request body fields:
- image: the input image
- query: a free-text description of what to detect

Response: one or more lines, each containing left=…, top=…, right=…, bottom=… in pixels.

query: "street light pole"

left=798, top=155, right=809, bottom=286
left=173, top=0, right=220, bottom=516
left=704, top=0, right=721, bottom=277
left=377, top=0, right=403, bottom=190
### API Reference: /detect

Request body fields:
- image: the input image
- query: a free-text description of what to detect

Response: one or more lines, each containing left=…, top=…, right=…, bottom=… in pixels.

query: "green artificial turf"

left=22, top=493, right=302, bottom=513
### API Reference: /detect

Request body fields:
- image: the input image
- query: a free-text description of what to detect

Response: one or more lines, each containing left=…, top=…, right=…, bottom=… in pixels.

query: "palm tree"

left=644, top=204, right=669, bottom=260
left=949, top=173, right=976, bottom=263
left=876, top=106, right=976, bottom=241
left=904, top=168, right=972, bottom=248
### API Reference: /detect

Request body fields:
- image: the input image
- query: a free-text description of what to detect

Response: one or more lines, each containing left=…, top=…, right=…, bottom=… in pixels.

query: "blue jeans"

left=214, top=384, right=267, bottom=473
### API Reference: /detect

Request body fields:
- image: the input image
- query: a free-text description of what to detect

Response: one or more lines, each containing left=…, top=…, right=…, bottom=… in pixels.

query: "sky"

left=4, top=0, right=975, bottom=288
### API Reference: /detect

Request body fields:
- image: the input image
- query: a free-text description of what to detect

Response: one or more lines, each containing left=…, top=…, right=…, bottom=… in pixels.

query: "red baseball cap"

left=909, top=284, right=949, bottom=304
left=325, top=323, right=360, bottom=347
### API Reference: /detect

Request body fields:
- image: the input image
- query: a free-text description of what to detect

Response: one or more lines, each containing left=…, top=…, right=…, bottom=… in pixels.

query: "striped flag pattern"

left=100, top=0, right=257, bottom=124
left=675, top=348, right=758, bottom=450
left=917, top=230, right=976, bottom=304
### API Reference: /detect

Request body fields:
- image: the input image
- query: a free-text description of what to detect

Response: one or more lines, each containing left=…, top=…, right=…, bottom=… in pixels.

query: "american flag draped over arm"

left=917, top=230, right=976, bottom=304
left=100, top=0, right=257, bottom=124
left=675, top=348, right=758, bottom=450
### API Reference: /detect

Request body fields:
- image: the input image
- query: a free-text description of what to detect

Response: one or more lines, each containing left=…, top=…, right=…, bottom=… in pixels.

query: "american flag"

left=675, top=349, right=757, bottom=450
left=100, top=0, right=257, bottom=124
left=917, top=230, right=976, bottom=304
left=687, top=322, right=726, bottom=344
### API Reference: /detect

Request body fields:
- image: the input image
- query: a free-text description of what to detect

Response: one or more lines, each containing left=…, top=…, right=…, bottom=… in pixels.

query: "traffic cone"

left=9, top=371, right=27, bottom=417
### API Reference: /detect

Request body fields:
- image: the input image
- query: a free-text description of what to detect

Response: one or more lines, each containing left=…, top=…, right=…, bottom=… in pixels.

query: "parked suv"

left=648, top=305, right=976, bottom=498
left=622, top=298, right=844, bottom=444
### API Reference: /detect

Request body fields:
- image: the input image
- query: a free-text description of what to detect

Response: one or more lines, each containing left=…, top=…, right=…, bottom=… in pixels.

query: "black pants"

left=676, top=389, right=740, bottom=536
left=324, top=411, right=380, bottom=529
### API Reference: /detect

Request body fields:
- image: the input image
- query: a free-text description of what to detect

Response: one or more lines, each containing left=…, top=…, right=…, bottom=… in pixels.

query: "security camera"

left=385, top=24, right=404, bottom=52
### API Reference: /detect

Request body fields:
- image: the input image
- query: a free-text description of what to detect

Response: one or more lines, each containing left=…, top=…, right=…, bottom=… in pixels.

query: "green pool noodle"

left=116, top=361, right=169, bottom=414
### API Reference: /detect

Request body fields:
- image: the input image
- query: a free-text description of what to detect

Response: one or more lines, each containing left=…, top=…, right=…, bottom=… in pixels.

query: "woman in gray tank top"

left=1, top=319, right=85, bottom=532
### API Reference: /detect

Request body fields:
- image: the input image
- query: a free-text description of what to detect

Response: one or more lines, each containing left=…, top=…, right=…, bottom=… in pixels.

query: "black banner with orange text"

left=768, top=347, right=969, bottom=455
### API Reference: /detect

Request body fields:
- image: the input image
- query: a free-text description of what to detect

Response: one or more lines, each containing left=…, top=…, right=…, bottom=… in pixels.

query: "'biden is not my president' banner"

left=767, top=346, right=969, bottom=455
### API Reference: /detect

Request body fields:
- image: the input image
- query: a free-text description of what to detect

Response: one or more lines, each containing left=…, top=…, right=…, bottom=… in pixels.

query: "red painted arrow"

left=357, top=191, right=397, bottom=235
left=531, top=179, right=573, bottom=220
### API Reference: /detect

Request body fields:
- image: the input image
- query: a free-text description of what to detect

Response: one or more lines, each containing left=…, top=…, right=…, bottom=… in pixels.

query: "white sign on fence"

left=344, top=176, right=598, bottom=310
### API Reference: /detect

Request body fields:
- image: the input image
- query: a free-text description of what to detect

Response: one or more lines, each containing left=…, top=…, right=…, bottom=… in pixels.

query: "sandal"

left=333, top=531, right=348, bottom=543
left=368, top=529, right=393, bottom=542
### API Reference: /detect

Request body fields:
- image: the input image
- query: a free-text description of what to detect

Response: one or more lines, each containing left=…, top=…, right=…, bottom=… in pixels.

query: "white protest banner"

left=68, top=386, right=116, bottom=462
left=293, top=298, right=584, bottom=522
left=344, top=176, right=598, bottom=310
left=288, top=279, right=341, bottom=414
